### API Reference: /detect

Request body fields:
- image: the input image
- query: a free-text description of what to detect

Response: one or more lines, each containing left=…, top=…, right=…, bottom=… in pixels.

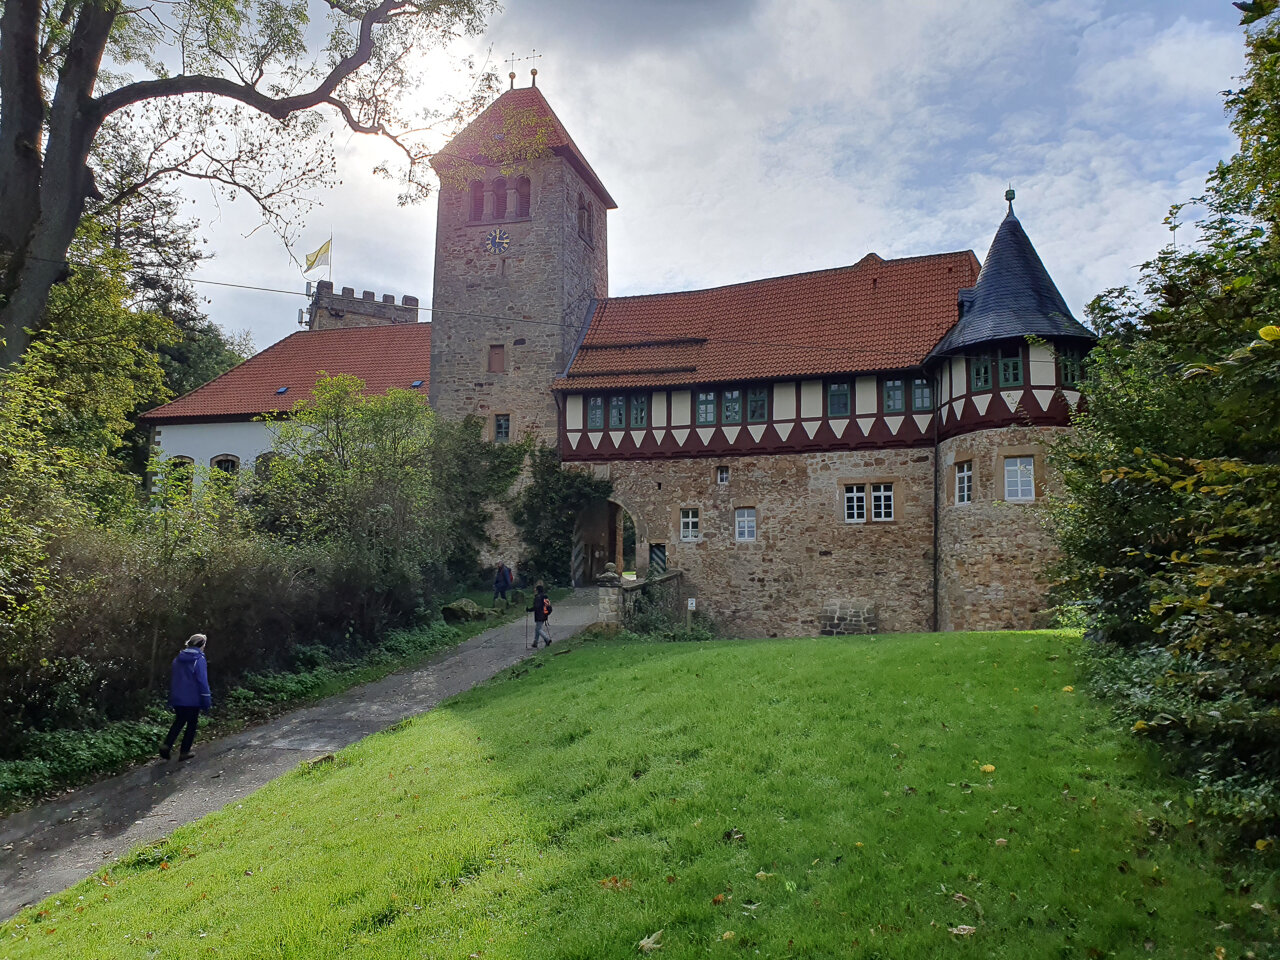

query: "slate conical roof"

left=930, top=203, right=1094, bottom=357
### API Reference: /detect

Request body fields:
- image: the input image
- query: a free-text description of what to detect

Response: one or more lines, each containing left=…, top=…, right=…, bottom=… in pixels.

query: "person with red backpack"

left=528, top=583, right=553, bottom=648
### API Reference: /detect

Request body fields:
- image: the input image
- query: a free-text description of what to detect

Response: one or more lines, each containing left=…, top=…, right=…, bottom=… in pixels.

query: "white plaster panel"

left=671, top=390, right=691, bottom=426
left=773, top=381, right=796, bottom=420
left=153, top=421, right=277, bottom=474
left=800, top=380, right=823, bottom=419
left=951, top=357, right=967, bottom=397
left=566, top=394, right=584, bottom=430
left=855, top=376, right=877, bottom=414
left=940, top=364, right=951, bottom=403
left=1029, top=344, right=1055, bottom=386
left=652, top=391, right=667, bottom=428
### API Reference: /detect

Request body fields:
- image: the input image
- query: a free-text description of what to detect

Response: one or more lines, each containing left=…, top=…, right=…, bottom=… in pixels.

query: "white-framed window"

left=717, top=465, right=729, bottom=485
left=1004, top=456, right=1035, bottom=501
left=680, top=508, right=701, bottom=541
left=735, top=507, right=757, bottom=541
left=871, top=483, right=894, bottom=521
left=844, top=484, right=866, bottom=523
left=955, top=461, right=973, bottom=504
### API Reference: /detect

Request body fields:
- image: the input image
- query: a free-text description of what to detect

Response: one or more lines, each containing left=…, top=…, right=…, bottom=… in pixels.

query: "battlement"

left=307, top=280, right=420, bottom=330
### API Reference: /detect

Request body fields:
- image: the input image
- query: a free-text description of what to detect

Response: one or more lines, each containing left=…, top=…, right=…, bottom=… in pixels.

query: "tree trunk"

left=0, top=0, right=114, bottom=367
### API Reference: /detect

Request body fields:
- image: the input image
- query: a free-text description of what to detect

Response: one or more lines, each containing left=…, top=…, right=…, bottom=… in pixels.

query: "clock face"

left=484, top=228, right=511, bottom=254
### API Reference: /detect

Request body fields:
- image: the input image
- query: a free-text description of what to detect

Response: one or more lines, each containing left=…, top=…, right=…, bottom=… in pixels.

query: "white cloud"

left=185, top=0, right=1246, bottom=350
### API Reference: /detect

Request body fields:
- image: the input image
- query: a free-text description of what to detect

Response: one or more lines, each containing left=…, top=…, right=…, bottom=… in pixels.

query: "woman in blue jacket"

left=160, top=633, right=213, bottom=761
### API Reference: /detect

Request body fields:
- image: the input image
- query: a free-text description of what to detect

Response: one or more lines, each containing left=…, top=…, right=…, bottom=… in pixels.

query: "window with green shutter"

left=630, top=394, right=648, bottom=428
left=696, top=390, right=717, bottom=425
left=882, top=378, right=905, bottom=413
left=911, top=378, right=933, bottom=411
left=998, top=349, right=1023, bottom=387
left=828, top=382, right=851, bottom=417
left=587, top=396, right=604, bottom=429
left=721, top=388, right=742, bottom=423
left=609, top=396, right=626, bottom=429
left=970, top=357, right=992, bottom=391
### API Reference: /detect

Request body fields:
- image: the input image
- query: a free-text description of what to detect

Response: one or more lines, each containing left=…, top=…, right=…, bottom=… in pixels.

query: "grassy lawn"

left=4, top=630, right=1276, bottom=958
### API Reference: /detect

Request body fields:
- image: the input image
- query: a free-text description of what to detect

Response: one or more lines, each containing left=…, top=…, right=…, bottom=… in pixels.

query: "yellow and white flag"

left=303, top=238, right=331, bottom=274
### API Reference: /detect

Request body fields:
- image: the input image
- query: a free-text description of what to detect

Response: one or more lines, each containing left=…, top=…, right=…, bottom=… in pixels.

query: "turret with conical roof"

left=931, top=193, right=1094, bottom=358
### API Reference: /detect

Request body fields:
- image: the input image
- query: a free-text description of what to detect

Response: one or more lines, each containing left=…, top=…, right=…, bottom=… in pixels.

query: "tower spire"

left=1005, top=185, right=1015, bottom=214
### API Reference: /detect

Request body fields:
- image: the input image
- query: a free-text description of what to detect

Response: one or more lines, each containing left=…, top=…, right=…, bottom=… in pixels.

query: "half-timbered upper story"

left=553, top=199, right=1095, bottom=461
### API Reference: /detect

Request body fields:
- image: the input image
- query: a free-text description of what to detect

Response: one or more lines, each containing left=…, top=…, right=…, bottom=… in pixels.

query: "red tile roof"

left=559, top=251, right=982, bottom=390
left=433, top=85, right=616, bottom=208
left=139, top=323, right=431, bottom=423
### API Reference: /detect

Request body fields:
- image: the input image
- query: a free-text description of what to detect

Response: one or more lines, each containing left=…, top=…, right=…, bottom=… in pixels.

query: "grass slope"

left=4, top=631, right=1276, bottom=958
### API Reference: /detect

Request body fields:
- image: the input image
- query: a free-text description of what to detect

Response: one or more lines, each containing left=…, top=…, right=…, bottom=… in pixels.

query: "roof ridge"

left=598, top=249, right=979, bottom=305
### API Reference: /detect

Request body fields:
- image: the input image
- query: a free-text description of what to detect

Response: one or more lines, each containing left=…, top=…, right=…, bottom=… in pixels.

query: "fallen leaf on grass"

left=755, top=870, right=774, bottom=879
left=947, top=925, right=976, bottom=936
left=638, top=929, right=663, bottom=953
left=980, top=764, right=996, bottom=774
left=1062, top=686, right=1074, bottom=693
left=600, top=876, right=632, bottom=891
left=721, top=931, right=735, bottom=940
left=711, top=894, right=725, bottom=905
left=995, top=838, right=1008, bottom=847
left=666, top=875, right=677, bottom=884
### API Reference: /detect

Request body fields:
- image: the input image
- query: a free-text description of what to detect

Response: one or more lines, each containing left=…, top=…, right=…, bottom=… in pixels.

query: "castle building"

left=143, top=81, right=1094, bottom=636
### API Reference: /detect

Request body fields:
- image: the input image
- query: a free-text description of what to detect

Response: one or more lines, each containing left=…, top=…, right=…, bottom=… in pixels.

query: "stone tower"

left=428, top=84, right=616, bottom=444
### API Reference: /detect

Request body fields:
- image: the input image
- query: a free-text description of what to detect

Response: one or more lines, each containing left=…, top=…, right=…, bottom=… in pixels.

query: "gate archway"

left=572, top=497, right=648, bottom=586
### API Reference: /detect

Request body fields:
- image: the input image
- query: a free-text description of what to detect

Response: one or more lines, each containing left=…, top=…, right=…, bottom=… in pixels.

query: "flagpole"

left=328, top=231, right=333, bottom=283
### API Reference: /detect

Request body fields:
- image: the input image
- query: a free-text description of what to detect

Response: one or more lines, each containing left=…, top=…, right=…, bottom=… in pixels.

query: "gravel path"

left=0, top=591, right=598, bottom=920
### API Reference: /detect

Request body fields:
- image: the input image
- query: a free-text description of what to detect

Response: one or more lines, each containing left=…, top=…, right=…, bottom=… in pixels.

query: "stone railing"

left=596, top=570, right=684, bottom=625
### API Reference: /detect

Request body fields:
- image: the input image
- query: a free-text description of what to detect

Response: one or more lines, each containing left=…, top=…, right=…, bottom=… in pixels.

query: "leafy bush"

left=510, top=445, right=611, bottom=584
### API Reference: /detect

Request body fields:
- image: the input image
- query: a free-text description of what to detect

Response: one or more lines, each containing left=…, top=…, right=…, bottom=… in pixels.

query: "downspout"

left=931, top=363, right=942, bottom=633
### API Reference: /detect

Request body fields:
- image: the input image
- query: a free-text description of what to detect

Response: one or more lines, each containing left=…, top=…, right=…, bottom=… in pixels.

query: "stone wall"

left=603, top=449, right=937, bottom=637
left=429, top=154, right=608, bottom=445
left=936, top=425, right=1064, bottom=631
left=308, top=281, right=418, bottom=330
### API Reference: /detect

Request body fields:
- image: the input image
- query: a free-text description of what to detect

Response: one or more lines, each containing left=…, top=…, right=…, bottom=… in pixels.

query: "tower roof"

left=930, top=204, right=1093, bottom=357
left=433, top=85, right=616, bottom=209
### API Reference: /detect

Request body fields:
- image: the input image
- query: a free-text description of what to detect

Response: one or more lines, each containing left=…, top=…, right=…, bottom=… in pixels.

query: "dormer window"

left=516, top=176, right=531, bottom=217
left=492, top=177, right=507, bottom=219
left=469, top=180, right=484, bottom=221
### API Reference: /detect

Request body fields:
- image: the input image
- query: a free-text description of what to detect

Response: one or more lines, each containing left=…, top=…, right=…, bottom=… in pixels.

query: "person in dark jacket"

left=160, top=633, right=213, bottom=761
left=527, top=583, right=553, bottom=648
left=493, top=561, right=513, bottom=605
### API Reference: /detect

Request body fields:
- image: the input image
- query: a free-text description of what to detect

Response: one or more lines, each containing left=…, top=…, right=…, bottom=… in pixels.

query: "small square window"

left=871, top=482, right=894, bottom=521
left=883, top=379, right=905, bottom=413
left=828, top=382, right=851, bottom=417
left=587, top=396, right=604, bottom=430
left=844, top=484, right=866, bottom=523
left=680, top=508, right=701, bottom=542
left=630, top=394, right=648, bottom=428
left=911, top=378, right=933, bottom=411
left=999, top=349, right=1023, bottom=387
left=970, top=357, right=992, bottom=391
left=609, top=396, right=626, bottom=429
left=696, top=390, right=717, bottom=425
left=722, top=388, right=742, bottom=423
left=717, top=465, right=729, bottom=485
left=955, top=461, right=973, bottom=504
left=488, top=344, right=505, bottom=374
left=747, top=387, right=768, bottom=423
left=494, top=414, right=511, bottom=443
left=1004, top=456, right=1035, bottom=501
left=735, top=507, right=757, bottom=541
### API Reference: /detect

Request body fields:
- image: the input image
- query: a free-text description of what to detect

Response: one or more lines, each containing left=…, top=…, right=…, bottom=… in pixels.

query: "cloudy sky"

left=187, top=0, right=1245, bottom=351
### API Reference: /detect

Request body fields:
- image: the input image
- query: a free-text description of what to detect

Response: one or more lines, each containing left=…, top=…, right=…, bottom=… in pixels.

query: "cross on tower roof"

left=506, top=51, right=518, bottom=89
left=528, top=48, right=541, bottom=85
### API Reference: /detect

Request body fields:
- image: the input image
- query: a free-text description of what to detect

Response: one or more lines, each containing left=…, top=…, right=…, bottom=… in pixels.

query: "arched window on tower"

left=586, top=201, right=595, bottom=243
left=515, top=177, right=531, bottom=217
left=577, top=192, right=587, bottom=238
left=469, top=180, right=484, bottom=221
left=492, top=177, right=507, bottom=219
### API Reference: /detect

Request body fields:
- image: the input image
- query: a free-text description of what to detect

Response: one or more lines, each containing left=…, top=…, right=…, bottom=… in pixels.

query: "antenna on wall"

left=297, top=308, right=305, bottom=327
